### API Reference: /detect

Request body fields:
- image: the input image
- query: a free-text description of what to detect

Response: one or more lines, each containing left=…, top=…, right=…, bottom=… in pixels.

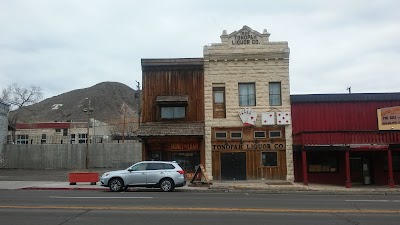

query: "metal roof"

left=291, top=93, right=400, bottom=103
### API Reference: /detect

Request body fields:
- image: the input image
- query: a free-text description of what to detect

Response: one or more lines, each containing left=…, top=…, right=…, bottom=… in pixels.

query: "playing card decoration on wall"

left=276, top=112, right=291, bottom=125
left=262, top=112, right=275, bottom=125
left=238, top=108, right=257, bottom=126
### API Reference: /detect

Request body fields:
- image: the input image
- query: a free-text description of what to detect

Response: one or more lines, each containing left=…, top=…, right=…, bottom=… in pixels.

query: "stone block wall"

left=203, top=26, right=293, bottom=181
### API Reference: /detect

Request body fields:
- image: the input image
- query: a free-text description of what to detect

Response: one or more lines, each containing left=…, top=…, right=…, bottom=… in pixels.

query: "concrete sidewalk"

left=0, top=168, right=399, bottom=194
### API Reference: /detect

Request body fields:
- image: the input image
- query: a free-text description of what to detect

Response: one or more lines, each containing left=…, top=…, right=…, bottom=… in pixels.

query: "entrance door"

left=220, top=152, right=246, bottom=180
left=350, top=156, right=373, bottom=185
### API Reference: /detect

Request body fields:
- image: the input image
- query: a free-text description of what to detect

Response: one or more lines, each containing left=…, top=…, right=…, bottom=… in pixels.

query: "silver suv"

left=100, top=161, right=186, bottom=192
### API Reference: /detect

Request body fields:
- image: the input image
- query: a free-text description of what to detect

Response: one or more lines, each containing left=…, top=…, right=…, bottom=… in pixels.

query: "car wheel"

left=160, top=178, right=175, bottom=192
left=109, top=178, right=124, bottom=192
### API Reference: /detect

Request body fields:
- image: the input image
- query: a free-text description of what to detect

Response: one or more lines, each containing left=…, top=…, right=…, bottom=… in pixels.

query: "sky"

left=1, top=0, right=399, bottom=100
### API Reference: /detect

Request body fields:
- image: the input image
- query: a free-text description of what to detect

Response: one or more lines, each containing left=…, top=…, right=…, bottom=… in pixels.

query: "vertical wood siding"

left=142, top=68, right=204, bottom=123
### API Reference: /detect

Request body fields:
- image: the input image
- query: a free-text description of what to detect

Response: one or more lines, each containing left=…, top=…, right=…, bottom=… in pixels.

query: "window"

left=63, top=129, right=68, bottom=136
left=17, top=135, right=29, bottom=144
left=161, top=106, right=185, bottom=119
left=254, top=131, right=266, bottom=139
left=41, top=134, right=46, bottom=144
left=262, top=152, right=278, bottom=166
left=269, top=82, right=282, bottom=106
left=215, top=131, right=227, bottom=139
left=308, top=156, right=338, bottom=173
left=147, top=163, right=165, bottom=170
left=78, top=133, right=87, bottom=143
left=55, top=129, right=61, bottom=133
left=269, top=131, right=282, bottom=138
left=239, top=83, right=256, bottom=106
left=70, top=134, right=76, bottom=144
left=230, top=131, right=242, bottom=139
left=213, top=86, right=226, bottom=118
left=129, top=163, right=148, bottom=171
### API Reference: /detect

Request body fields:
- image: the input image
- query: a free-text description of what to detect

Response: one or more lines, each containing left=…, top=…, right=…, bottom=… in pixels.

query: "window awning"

left=137, top=122, right=204, bottom=137
left=156, top=95, right=188, bottom=104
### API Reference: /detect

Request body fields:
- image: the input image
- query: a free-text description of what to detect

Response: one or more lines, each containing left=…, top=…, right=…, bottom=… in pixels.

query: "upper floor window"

left=161, top=106, right=185, bottom=119
left=213, top=85, right=226, bottom=118
left=239, top=83, right=256, bottom=106
left=269, top=82, right=282, bottom=106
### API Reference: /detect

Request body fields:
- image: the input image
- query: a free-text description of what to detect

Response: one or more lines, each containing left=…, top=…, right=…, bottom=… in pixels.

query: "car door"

left=146, top=163, right=169, bottom=185
left=124, top=162, right=148, bottom=186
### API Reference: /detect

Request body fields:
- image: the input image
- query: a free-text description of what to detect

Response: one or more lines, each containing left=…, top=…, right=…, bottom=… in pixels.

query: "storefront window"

left=384, top=152, right=400, bottom=171
left=262, top=152, right=277, bottom=167
left=308, top=157, right=338, bottom=173
left=171, top=152, right=200, bottom=173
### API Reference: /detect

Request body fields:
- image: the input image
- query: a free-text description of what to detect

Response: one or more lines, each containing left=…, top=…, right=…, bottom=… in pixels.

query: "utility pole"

left=122, top=103, right=127, bottom=143
left=347, top=87, right=351, bottom=94
left=83, top=98, right=94, bottom=169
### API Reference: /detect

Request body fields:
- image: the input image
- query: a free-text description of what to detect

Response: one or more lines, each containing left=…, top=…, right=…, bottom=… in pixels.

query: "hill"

left=10, top=82, right=139, bottom=124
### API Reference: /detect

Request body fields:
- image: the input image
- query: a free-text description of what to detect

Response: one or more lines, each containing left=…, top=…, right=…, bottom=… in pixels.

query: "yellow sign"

left=377, top=106, right=400, bottom=130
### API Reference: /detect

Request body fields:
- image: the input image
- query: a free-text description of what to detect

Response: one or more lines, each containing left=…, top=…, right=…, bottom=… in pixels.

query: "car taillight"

left=177, top=170, right=185, bottom=174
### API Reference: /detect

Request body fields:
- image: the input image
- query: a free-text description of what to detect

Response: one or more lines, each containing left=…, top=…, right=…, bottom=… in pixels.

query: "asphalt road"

left=1, top=190, right=400, bottom=225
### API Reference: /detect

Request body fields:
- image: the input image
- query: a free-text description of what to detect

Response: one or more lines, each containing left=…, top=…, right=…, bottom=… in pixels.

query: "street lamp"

left=83, top=98, right=94, bottom=169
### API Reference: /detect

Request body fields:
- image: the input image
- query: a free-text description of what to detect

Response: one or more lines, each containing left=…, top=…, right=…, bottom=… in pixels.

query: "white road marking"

left=345, top=200, right=400, bottom=203
left=50, top=196, right=153, bottom=199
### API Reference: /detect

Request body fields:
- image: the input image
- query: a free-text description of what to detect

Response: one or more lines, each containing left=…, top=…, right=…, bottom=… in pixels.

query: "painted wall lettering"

left=231, top=31, right=260, bottom=45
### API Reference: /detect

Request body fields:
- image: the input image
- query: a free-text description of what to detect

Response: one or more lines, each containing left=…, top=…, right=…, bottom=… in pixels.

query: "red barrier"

left=69, top=172, right=99, bottom=185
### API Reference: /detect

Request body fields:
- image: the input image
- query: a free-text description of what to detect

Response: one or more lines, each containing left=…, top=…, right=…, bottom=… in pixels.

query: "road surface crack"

left=58, top=209, right=92, bottom=225
left=332, top=212, right=360, bottom=225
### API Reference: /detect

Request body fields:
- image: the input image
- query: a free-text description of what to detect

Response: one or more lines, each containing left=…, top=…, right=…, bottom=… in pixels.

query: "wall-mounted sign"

left=170, top=143, right=199, bottom=150
left=277, top=112, right=291, bottom=125
left=238, top=108, right=257, bottom=126
left=212, top=142, right=285, bottom=151
left=377, top=106, right=400, bottom=130
left=262, top=112, right=275, bottom=125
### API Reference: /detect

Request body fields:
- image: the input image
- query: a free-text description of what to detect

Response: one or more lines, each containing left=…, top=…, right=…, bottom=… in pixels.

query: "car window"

left=129, top=163, right=148, bottom=171
left=164, top=164, right=175, bottom=169
left=147, top=163, right=164, bottom=170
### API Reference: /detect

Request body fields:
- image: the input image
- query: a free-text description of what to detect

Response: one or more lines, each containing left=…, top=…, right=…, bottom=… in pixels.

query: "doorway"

left=350, top=154, right=373, bottom=185
left=220, top=152, right=246, bottom=180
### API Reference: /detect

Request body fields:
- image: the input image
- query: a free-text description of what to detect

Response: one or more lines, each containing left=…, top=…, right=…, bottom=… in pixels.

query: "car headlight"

left=102, top=172, right=110, bottom=177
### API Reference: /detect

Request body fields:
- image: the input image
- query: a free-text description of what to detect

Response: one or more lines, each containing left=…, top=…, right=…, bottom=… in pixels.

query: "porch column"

left=387, top=150, right=395, bottom=188
left=302, top=147, right=308, bottom=185
left=345, top=150, right=352, bottom=188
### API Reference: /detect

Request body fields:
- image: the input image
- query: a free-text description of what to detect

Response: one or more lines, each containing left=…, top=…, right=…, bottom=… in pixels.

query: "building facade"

left=10, top=120, right=111, bottom=144
left=292, top=93, right=400, bottom=188
left=203, top=26, right=293, bottom=181
left=137, top=58, right=205, bottom=179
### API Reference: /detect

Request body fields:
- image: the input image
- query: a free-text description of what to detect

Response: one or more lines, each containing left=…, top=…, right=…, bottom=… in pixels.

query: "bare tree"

left=0, top=83, right=43, bottom=142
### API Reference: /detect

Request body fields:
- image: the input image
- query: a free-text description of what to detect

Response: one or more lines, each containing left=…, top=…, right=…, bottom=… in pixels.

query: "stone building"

left=203, top=26, right=293, bottom=181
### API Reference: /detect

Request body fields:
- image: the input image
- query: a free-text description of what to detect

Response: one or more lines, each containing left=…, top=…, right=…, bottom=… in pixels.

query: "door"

left=125, top=162, right=148, bottom=185
left=146, top=162, right=170, bottom=185
left=220, top=152, right=246, bottom=180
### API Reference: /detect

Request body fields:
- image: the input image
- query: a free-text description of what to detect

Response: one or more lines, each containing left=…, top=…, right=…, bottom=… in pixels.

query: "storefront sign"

left=170, top=142, right=199, bottom=150
left=377, top=106, right=400, bottom=130
left=381, top=106, right=400, bottom=125
left=212, top=142, right=285, bottom=150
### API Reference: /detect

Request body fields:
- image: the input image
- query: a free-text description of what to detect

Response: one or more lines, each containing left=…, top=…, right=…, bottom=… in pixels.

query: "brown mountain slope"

left=11, top=82, right=139, bottom=124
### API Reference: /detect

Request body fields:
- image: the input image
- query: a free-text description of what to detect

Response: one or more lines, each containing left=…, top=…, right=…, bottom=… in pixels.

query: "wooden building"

left=137, top=58, right=205, bottom=178
left=292, top=93, right=400, bottom=188
left=204, top=26, right=293, bottom=181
